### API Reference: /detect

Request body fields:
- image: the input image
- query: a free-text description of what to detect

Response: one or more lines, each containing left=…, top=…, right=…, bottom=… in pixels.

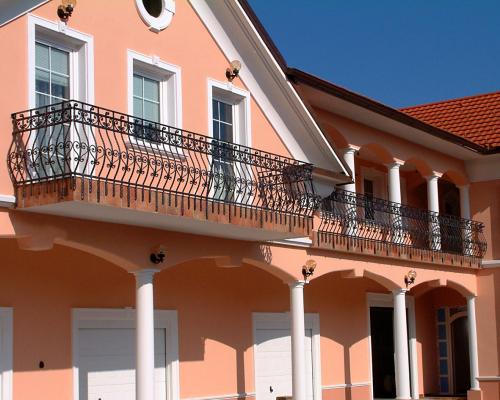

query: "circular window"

left=143, top=0, right=162, bottom=18
left=136, top=0, right=175, bottom=32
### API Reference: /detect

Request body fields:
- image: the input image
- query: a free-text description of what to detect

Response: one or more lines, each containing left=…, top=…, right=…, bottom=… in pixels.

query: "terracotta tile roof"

left=401, top=91, right=500, bottom=150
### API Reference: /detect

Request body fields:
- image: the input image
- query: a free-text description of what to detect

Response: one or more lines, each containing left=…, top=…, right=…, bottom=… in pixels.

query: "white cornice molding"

left=0, top=0, right=49, bottom=27
left=0, top=195, right=15, bottom=208
left=481, top=260, right=500, bottom=269
left=465, top=153, right=500, bottom=182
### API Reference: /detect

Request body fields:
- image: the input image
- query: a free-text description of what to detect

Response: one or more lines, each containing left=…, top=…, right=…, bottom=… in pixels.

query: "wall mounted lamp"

left=302, top=259, right=317, bottom=282
left=57, top=0, right=76, bottom=21
left=404, top=269, right=417, bottom=288
left=226, top=60, right=241, bottom=82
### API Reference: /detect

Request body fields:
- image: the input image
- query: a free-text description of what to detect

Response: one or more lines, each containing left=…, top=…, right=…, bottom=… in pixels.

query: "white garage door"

left=254, top=314, right=317, bottom=400
left=78, top=328, right=167, bottom=400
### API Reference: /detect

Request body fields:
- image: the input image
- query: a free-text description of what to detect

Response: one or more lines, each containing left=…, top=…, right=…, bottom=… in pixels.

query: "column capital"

left=425, top=171, right=442, bottom=181
left=392, top=288, right=409, bottom=296
left=289, top=280, right=307, bottom=289
left=458, top=183, right=471, bottom=190
left=466, top=294, right=477, bottom=301
left=132, top=268, right=160, bottom=279
left=386, top=160, right=404, bottom=170
left=341, top=145, right=359, bottom=155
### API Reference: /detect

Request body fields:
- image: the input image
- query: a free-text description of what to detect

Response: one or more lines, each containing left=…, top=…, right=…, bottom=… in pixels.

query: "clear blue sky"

left=247, top=0, right=500, bottom=108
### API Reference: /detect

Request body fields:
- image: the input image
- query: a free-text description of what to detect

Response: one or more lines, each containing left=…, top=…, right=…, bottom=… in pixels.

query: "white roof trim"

left=189, top=0, right=348, bottom=177
left=0, top=0, right=49, bottom=27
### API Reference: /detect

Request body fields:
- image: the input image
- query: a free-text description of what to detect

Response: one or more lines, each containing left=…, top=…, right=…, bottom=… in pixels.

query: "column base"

left=467, top=389, right=482, bottom=400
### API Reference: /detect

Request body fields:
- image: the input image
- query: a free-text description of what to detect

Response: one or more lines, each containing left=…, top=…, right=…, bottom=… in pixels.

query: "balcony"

left=8, top=101, right=318, bottom=240
left=315, top=188, right=487, bottom=268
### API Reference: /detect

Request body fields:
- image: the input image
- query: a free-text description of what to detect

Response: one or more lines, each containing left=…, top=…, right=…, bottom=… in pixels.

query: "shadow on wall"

left=305, top=271, right=389, bottom=391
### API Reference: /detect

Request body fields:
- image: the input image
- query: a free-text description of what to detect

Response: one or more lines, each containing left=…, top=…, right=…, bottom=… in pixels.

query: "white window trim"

left=207, top=79, right=251, bottom=147
left=252, top=312, right=322, bottom=400
left=366, top=293, right=419, bottom=400
left=127, top=49, right=183, bottom=156
left=72, top=308, right=180, bottom=400
left=135, top=0, right=175, bottom=33
left=28, top=14, right=94, bottom=107
left=0, top=308, right=13, bottom=400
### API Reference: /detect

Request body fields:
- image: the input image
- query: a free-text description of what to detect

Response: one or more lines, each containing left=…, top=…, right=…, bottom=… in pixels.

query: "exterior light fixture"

left=150, top=245, right=166, bottom=264
left=57, top=0, right=76, bottom=21
left=404, top=270, right=417, bottom=288
left=302, top=259, right=317, bottom=282
left=226, top=60, right=241, bottom=82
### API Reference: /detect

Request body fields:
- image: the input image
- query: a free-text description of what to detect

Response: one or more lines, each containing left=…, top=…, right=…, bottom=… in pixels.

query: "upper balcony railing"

left=318, top=188, right=487, bottom=260
left=8, top=101, right=318, bottom=222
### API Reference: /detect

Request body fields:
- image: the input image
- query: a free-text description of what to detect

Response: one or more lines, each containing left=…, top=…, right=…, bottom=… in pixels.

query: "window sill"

left=126, top=137, right=187, bottom=161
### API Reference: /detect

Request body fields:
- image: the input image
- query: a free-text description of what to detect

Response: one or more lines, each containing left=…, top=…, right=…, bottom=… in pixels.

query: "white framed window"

left=28, top=14, right=94, bottom=107
left=28, top=15, right=94, bottom=179
left=135, top=0, right=175, bottom=32
left=72, top=308, right=180, bottom=400
left=207, top=79, right=251, bottom=147
left=0, top=308, right=13, bottom=400
left=207, top=79, right=251, bottom=201
left=127, top=50, right=182, bottom=150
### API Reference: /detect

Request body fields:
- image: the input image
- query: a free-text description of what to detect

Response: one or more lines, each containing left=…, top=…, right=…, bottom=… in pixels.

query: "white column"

left=387, top=162, right=402, bottom=204
left=426, top=173, right=440, bottom=214
left=341, top=147, right=357, bottom=235
left=342, top=147, right=356, bottom=192
left=407, top=299, right=420, bottom=399
left=467, top=295, right=480, bottom=391
left=426, top=173, right=441, bottom=251
left=459, top=185, right=473, bottom=256
left=459, top=184, right=471, bottom=219
left=134, top=269, right=159, bottom=400
left=290, top=281, right=307, bottom=400
left=387, top=162, right=403, bottom=244
left=393, top=289, right=411, bottom=400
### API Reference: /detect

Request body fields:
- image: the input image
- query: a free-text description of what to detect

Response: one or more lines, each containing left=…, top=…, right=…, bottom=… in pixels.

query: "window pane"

left=133, top=97, right=143, bottom=119
left=36, top=93, right=51, bottom=107
left=35, top=42, right=49, bottom=69
left=439, top=342, right=447, bottom=357
left=144, top=100, right=159, bottom=122
left=143, top=77, right=159, bottom=102
left=219, top=122, right=233, bottom=142
left=440, top=377, right=449, bottom=393
left=51, top=73, right=70, bottom=99
left=35, top=68, right=50, bottom=95
left=50, top=47, right=69, bottom=75
left=212, top=121, right=220, bottom=140
left=133, top=75, right=143, bottom=97
left=212, top=99, right=219, bottom=119
left=439, top=359, right=448, bottom=375
left=438, top=324, right=446, bottom=340
left=219, top=101, right=232, bottom=123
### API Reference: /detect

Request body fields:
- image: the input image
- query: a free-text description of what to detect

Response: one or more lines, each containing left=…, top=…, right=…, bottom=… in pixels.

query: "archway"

left=409, top=282, right=473, bottom=397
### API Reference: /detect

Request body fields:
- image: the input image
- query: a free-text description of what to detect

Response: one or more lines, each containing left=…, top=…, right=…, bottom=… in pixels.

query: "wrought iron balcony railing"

left=8, top=101, right=318, bottom=219
left=318, top=188, right=487, bottom=259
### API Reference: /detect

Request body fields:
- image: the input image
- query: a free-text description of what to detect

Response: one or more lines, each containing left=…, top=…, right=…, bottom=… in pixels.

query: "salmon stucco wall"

left=0, top=0, right=292, bottom=195
left=0, top=238, right=393, bottom=400
left=470, top=179, right=500, bottom=260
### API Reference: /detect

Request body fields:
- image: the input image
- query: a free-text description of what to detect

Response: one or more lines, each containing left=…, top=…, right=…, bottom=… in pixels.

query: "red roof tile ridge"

left=401, top=90, right=500, bottom=111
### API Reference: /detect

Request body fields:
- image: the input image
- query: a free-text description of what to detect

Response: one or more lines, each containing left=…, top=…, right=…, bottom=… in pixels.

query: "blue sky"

left=247, top=0, right=500, bottom=108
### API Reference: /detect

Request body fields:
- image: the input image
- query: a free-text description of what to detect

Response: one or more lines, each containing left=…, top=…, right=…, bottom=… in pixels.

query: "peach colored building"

left=0, top=1, right=498, bottom=400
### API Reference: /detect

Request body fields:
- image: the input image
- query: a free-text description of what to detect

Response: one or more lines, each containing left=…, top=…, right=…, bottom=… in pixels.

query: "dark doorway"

left=451, top=316, right=470, bottom=395
left=370, top=307, right=396, bottom=398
